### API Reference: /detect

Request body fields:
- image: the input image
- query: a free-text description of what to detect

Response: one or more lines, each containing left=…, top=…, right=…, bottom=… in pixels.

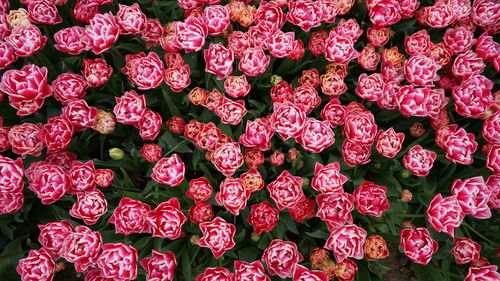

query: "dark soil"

left=54, top=263, right=84, bottom=281
left=371, top=243, right=417, bottom=281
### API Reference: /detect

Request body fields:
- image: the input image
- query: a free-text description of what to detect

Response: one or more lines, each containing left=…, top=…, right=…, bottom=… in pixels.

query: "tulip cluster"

left=1, top=0, right=499, bottom=280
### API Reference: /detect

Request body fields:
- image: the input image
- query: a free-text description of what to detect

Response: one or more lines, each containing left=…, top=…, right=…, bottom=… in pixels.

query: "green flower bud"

left=270, top=75, right=283, bottom=86
left=302, top=177, right=310, bottom=188
left=251, top=232, right=261, bottom=242
left=109, top=148, right=124, bottom=160
left=400, top=169, right=411, bottom=178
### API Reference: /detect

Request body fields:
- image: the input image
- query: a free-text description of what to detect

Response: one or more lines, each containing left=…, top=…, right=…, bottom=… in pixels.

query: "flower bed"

left=0, top=0, right=499, bottom=281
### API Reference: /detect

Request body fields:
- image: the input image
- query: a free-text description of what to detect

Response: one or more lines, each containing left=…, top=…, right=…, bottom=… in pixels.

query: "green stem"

left=462, top=224, right=472, bottom=239
left=430, top=267, right=463, bottom=280
left=463, top=223, right=497, bottom=246
left=410, top=205, right=424, bottom=222
left=266, top=232, right=273, bottom=241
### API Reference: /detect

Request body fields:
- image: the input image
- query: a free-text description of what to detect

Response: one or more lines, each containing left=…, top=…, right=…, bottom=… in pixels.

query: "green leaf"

left=412, top=264, right=447, bottom=281
left=199, top=164, right=217, bottom=184
left=192, top=149, right=202, bottom=169
left=305, top=229, right=330, bottom=239
left=257, top=233, right=271, bottom=250
left=375, top=110, right=401, bottom=122
left=120, top=168, right=136, bottom=189
left=116, top=43, right=145, bottom=53
left=281, top=213, right=299, bottom=235
left=162, top=86, right=182, bottom=117
left=0, top=225, right=13, bottom=240
left=133, top=236, right=152, bottom=250
left=182, top=253, right=193, bottom=281
left=356, top=263, right=372, bottom=281
left=0, top=236, right=26, bottom=279
left=142, top=180, right=158, bottom=196
left=237, top=246, right=261, bottom=262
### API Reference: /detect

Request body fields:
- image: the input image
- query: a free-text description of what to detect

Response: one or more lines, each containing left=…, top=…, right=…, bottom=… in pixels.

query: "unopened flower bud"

left=400, top=169, right=411, bottom=178
left=302, top=177, right=310, bottom=188
left=400, top=189, right=413, bottom=202
left=409, top=122, right=425, bottom=137
left=401, top=220, right=415, bottom=229
left=251, top=232, right=261, bottom=242
left=55, top=261, right=66, bottom=273
left=270, top=151, right=285, bottom=166
left=270, top=75, right=283, bottom=86
left=190, top=234, right=200, bottom=245
left=287, top=148, right=300, bottom=161
left=109, top=148, right=124, bottom=160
